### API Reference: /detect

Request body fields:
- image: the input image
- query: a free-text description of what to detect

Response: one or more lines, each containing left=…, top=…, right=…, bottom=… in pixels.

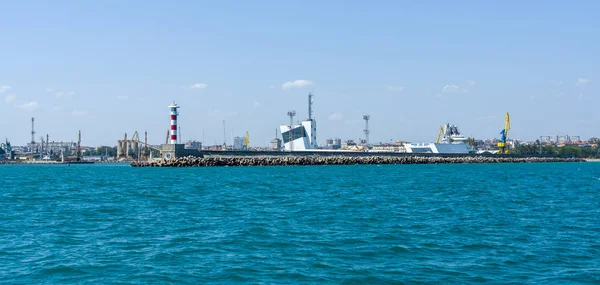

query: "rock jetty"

left=130, top=156, right=584, bottom=167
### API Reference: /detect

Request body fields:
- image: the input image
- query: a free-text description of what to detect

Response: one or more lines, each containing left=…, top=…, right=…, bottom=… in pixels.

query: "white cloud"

left=4, top=94, right=16, bottom=104
left=467, top=80, right=476, bottom=87
left=117, top=95, right=129, bottom=100
left=442, top=85, right=461, bottom=93
left=268, top=85, right=276, bottom=89
left=329, top=112, right=344, bottom=121
left=576, top=78, right=589, bottom=87
left=189, top=83, right=208, bottom=89
left=387, top=86, right=404, bottom=92
left=0, top=85, right=12, bottom=93
left=56, top=91, right=75, bottom=98
left=71, top=110, right=88, bottom=117
left=46, top=88, right=53, bottom=92
left=253, top=100, right=262, bottom=108
left=19, top=101, right=38, bottom=111
left=282, top=80, right=313, bottom=90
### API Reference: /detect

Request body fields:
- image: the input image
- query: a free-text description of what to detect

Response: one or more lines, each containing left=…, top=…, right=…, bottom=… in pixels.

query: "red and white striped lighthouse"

left=168, top=102, right=180, bottom=144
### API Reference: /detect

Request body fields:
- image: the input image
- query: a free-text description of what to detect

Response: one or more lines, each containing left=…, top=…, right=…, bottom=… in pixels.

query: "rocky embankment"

left=130, top=156, right=584, bottom=167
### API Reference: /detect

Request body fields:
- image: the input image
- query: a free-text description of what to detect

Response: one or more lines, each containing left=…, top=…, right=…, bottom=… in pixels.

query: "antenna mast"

left=308, top=92, right=314, bottom=120
left=287, top=111, right=296, bottom=151
left=31, top=117, right=35, bottom=144
left=222, top=120, right=227, bottom=150
left=363, top=115, right=370, bottom=146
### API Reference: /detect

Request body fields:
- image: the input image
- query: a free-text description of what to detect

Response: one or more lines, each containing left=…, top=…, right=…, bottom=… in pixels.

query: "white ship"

left=403, top=123, right=473, bottom=154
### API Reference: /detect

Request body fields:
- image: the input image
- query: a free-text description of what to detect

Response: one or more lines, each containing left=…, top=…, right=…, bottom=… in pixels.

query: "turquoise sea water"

left=1, top=162, right=599, bottom=284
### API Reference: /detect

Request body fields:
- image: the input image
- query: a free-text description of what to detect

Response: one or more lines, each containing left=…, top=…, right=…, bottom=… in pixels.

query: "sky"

left=0, top=1, right=598, bottom=146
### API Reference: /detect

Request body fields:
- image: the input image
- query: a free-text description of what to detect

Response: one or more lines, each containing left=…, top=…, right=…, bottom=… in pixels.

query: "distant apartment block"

left=233, top=137, right=244, bottom=150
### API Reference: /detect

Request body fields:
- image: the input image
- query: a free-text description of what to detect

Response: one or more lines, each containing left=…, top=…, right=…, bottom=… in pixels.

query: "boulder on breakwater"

left=130, top=155, right=584, bottom=167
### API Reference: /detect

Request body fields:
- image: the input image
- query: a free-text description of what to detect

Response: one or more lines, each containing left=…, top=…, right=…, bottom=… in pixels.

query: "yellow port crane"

left=497, top=112, right=511, bottom=154
left=436, top=126, right=444, bottom=143
left=243, top=131, right=250, bottom=150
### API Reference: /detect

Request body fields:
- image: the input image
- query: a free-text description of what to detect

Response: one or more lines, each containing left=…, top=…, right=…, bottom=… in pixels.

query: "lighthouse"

left=169, top=102, right=180, bottom=144
left=161, top=101, right=203, bottom=160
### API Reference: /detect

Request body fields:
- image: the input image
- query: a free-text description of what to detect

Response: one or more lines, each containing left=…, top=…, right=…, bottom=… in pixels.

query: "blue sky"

left=0, top=1, right=597, bottom=146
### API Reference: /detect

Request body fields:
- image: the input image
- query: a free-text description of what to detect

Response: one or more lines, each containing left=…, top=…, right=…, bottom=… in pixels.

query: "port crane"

left=497, top=112, right=511, bottom=154
left=436, top=126, right=444, bottom=143
left=243, top=132, right=250, bottom=150
left=130, top=130, right=163, bottom=158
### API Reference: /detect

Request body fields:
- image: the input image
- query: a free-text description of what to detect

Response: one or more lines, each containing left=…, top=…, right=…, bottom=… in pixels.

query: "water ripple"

left=1, top=162, right=599, bottom=283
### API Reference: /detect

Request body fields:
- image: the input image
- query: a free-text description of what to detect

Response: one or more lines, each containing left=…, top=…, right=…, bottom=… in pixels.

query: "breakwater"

left=130, top=155, right=583, bottom=167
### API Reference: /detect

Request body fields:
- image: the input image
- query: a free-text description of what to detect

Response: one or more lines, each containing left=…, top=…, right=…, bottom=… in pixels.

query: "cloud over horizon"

left=19, top=101, right=38, bottom=111
left=0, top=85, right=12, bottom=93
left=442, top=83, right=470, bottom=94
left=189, top=83, right=208, bottom=89
left=71, top=110, right=88, bottom=117
left=442, top=85, right=461, bottom=93
left=329, top=112, right=343, bottom=121
left=576, top=78, right=590, bottom=86
left=56, top=91, right=75, bottom=98
left=387, top=86, right=404, bottom=92
left=282, top=80, right=313, bottom=90
left=4, top=94, right=16, bottom=104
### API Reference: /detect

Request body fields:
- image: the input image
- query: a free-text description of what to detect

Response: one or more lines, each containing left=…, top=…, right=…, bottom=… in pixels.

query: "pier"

left=130, top=155, right=583, bottom=167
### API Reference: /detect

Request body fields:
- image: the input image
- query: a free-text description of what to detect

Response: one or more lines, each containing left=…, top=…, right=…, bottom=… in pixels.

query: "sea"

left=1, top=162, right=599, bottom=284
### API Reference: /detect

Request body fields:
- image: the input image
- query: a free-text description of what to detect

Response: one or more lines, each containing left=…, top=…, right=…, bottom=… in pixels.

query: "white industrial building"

left=280, top=120, right=317, bottom=151
left=279, top=93, right=318, bottom=151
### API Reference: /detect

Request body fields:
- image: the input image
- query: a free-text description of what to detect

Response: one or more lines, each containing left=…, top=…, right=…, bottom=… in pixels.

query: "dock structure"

left=131, top=155, right=584, bottom=167
left=160, top=144, right=202, bottom=160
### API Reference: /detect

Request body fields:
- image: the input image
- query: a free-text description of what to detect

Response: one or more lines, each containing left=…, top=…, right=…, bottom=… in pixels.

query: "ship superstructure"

left=404, top=123, right=472, bottom=154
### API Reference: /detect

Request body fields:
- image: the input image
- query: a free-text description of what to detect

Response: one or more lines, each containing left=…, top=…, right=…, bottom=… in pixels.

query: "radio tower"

left=30, top=117, right=36, bottom=144
left=308, top=92, right=314, bottom=120
left=363, top=115, right=370, bottom=146
left=222, top=120, right=227, bottom=150
left=287, top=111, right=296, bottom=151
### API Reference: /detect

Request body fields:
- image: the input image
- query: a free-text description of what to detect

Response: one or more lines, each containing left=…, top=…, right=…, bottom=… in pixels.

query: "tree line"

left=511, top=144, right=600, bottom=158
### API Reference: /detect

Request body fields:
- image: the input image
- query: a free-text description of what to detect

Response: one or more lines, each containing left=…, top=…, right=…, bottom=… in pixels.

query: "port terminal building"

left=280, top=119, right=317, bottom=151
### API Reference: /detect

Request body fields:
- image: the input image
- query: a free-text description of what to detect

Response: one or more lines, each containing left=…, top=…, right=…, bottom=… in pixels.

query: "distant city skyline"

left=0, top=1, right=597, bottom=146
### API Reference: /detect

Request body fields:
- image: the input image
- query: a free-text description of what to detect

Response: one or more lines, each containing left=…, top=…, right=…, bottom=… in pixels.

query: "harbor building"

left=279, top=93, right=318, bottom=151
left=184, top=140, right=202, bottom=151
left=233, top=137, right=244, bottom=150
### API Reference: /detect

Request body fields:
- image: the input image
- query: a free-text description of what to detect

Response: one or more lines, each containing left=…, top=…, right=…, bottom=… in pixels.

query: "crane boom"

left=497, top=112, right=510, bottom=154
left=436, top=126, right=443, bottom=143
left=243, top=131, right=250, bottom=150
